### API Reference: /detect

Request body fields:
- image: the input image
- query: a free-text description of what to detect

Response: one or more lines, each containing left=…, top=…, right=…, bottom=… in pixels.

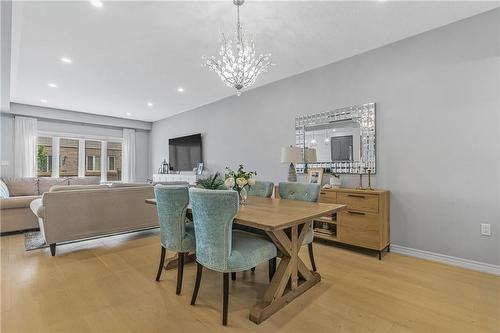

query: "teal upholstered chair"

left=278, top=182, right=320, bottom=271
left=154, top=185, right=196, bottom=295
left=189, top=188, right=277, bottom=326
left=247, top=181, right=274, bottom=198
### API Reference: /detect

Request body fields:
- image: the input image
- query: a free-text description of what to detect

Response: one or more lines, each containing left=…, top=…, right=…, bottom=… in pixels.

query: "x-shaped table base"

left=249, top=222, right=321, bottom=324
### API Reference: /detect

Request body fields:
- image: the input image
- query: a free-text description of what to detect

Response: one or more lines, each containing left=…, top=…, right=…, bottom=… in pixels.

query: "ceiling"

left=10, top=1, right=499, bottom=122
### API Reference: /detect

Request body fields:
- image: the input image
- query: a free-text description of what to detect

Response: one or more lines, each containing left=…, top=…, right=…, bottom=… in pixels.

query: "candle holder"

left=367, top=169, right=373, bottom=190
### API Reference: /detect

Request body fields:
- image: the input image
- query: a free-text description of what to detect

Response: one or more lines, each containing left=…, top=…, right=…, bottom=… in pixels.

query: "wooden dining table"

left=146, top=196, right=345, bottom=324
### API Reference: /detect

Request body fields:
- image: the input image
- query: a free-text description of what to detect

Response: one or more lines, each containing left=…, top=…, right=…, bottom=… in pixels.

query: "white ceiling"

left=10, top=1, right=499, bottom=122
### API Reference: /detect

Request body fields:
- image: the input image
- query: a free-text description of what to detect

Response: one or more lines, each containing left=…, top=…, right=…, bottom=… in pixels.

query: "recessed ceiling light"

left=61, top=57, right=72, bottom=63
left=126, top=112, right=132, bottom=116
left=177, top=87, right=185, bottom=93
left=90, top=0, right=103, bottom=8
left=48, top=83, right=57, bottom=88
left=147, top=102, right=154, bottom=107
left=40, top=99, right=48, bottom=103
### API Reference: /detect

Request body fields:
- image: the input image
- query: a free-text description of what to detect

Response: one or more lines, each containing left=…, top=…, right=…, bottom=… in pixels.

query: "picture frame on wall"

left=307, top=168, right=324, bottom=184
left=197, top=163, right=204, bottom=175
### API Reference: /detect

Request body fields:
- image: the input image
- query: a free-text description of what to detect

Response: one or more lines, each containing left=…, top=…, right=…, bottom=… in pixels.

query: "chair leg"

left=155, top=246, right=166, bottom=281
left=222, top=272, right=229, bottom=326
left=190, top=262, right=203, bottom=305
left=176, top=252, right=185, bottom=295
left=49, top=243, right=56, bottom=256
left=231, top=272, right=236, bottom=281
left=250, top=267, right=255, bottom=272
left=308, top=243, right=317, bottom=272
left=268, top=257, right=276, bottom=282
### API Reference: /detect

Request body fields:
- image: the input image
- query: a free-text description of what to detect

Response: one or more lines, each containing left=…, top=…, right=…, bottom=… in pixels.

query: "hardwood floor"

left=1, top=230, right=499, bottom=332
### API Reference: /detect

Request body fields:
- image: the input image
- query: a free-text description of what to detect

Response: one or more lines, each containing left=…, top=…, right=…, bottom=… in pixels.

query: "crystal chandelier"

left=202, top=0, right=273, bottom=96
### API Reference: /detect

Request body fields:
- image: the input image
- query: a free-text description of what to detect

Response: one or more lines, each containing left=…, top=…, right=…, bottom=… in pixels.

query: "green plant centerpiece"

left=224, top=164, right=257, bottom=205
left=196, top=172, right=226, bottom=190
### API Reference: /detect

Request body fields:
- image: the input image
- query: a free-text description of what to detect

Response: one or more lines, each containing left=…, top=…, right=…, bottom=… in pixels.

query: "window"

left=87, top=155, right=101, bottom=171
left=107, top=142, right=122, bottom=181
left=37, top=137, right=52, bottom=177
left=108, top=156, right=115, bottom=171
left=59, top=138, right=79, bottom=177
left=85, top=140, right=102, bottom=177
left=36, top=135, right=123, bottom=181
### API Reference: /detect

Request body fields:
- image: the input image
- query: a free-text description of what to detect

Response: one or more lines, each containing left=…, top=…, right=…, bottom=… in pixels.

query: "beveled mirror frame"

left=295, top=102, right=376, bottom=174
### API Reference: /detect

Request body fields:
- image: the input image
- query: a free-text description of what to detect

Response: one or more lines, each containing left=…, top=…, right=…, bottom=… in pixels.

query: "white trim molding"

left=100, top=141, right=108, bottom=182
left=391, top=244, right=500, bottom=276
left=78, top=138, right=85, bottom=177
left=51, top=137, right=60, bottom=178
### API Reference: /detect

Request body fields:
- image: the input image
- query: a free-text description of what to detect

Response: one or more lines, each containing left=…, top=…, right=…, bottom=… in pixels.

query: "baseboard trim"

left=391, top=244, right=500, bottom=276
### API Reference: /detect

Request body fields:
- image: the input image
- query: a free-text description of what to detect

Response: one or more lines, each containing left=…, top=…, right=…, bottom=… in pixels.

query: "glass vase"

left=239, top=187, right=248, bottom=205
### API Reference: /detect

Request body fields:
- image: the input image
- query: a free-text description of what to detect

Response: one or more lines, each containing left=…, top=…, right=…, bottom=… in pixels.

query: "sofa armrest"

left=29, top=198, right=45, bottom=219
left=1, top=196, right=41, bottom=210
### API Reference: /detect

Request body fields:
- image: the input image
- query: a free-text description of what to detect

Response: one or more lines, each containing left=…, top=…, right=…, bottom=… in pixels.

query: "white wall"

left=151, top=9, right=500, bottom=265
left=1, top=103, right=151, bottom=181
left=1, top=0, right=12, bottom=113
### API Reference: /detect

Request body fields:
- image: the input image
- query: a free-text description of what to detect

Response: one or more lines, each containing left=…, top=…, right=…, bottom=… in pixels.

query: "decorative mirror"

left=295, top=102, right=376, bottom=174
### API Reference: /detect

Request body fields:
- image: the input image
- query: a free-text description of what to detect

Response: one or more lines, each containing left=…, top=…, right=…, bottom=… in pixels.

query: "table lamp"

left=303, top=147, right=317, bottom=173
left=281, top=146, right=302, bottom=182
left=304, top=148, right=317, bottom=163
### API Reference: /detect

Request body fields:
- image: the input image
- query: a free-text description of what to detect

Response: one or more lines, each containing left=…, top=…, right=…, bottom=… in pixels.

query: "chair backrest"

left=153, top=181, right=190, bottom=187
left=154, top=185, right=189, bottom=251
left=189, top=188, right=239, bottom=271
left=278, top=182, right=320, bottom=202
left=247, top=181, right=274, bottom=198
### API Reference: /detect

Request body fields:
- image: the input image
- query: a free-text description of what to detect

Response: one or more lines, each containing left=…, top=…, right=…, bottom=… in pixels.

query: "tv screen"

left=169, top=134, right=203, bottom=171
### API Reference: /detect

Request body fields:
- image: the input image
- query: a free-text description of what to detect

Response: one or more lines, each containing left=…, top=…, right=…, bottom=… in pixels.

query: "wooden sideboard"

left=313, top=187, right=390, bottom=259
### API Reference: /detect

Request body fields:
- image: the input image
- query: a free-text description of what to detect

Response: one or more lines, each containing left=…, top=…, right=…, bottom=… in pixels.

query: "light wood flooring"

left=1, top=230, right=499, bottom=333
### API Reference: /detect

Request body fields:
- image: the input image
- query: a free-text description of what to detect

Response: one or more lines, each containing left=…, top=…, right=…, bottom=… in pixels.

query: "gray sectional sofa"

left=0, top=177, right=100, bottom=233
left=30, top=183, right=158, bottom=255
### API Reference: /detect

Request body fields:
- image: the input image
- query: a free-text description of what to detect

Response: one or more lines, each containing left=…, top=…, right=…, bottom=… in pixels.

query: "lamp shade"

left=304, top=148, right=317, bottom=163
left=280, top=146, right=302, bottom=163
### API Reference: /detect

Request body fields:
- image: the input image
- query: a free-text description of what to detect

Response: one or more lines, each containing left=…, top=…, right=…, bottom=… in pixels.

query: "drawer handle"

left=348, top=211, right=366, bottom=216
left=347, top=194, right=366, bottom=199
left=320, top=192, right=326, bottom=195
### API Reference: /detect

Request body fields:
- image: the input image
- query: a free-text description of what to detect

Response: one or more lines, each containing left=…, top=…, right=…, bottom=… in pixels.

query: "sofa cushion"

left=68, top=177, right=100, bottom=186
left=38, top=177, right=69, bottom=194
left=50, top=184, right=108, bottom=192
left=30, top=198, right=45, bottom=218
left=1, top=195, right=41, bottom=209
left=109, top=182, right=152, bottom=188
left=0, top=179, right=9, bottom=198
left=2, top=177, right=39, bottom=196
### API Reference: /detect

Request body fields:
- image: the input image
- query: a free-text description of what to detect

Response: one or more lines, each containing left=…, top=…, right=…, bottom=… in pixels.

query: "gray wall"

left=151, top=9, right=500, bottom=265
left=1, top=103, right=152, bottom=182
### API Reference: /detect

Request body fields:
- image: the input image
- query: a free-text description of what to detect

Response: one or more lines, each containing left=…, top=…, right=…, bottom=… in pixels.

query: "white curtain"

left=14, top=116, right=38, bottom=178
left=122, top=128, right=136, bottom=182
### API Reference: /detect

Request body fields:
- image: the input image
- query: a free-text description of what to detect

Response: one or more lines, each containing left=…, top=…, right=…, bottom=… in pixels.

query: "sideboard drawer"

left=337, top=193, right=379, bottom=213
left=338, top=210, right=380, bottom=249
left=319, top=190, right=337, bottom=204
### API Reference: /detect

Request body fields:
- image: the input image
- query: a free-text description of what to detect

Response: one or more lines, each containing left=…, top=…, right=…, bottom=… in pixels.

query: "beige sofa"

left=0, top=177, right=100, bottom=233
left=30, top=183, right=158, bottom=256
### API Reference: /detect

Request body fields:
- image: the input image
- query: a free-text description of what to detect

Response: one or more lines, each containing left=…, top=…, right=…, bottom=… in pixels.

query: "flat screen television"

left=169, top=134, right=203, bottom=171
